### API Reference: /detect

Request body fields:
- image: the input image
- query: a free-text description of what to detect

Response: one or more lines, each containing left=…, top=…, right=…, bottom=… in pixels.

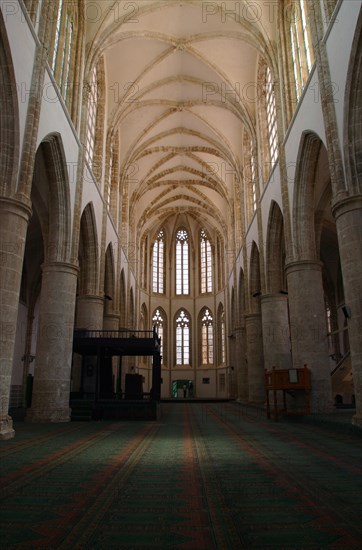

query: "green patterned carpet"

left=1, top=403, right=362, bottom=549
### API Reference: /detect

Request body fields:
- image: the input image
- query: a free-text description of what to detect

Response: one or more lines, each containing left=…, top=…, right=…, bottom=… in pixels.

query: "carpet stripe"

left=57, top=422, right=159, bottom=549
left=188, top=404, right=247, bottom=549
left=204, top=403, right=362, bottom=547
left=0, top=423, right=126, bottom=497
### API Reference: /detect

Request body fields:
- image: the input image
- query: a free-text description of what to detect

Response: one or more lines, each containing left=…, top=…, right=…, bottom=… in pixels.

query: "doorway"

left=172, top=379, right=193, bottom=399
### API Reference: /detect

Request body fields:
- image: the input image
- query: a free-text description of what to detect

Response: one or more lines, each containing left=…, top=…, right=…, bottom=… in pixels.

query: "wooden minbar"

left=265, top=366, right=311, bottom=421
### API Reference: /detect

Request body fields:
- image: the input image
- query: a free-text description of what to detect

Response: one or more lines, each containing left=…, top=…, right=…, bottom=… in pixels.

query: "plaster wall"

left=326, top=0, right=362, bottom=159
left=1, top=0, right=36, bottom=163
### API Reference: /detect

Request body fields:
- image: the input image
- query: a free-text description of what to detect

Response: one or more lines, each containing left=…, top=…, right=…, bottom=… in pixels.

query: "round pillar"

left=333, top=195, right=362, bottom=427
left=245, top=313, right=264, bottom=403
left=286, top=260, right=333, bottom=413
left=235, top=325, right=248, bottom=401
left=261, top=294, right=292, bottom=371
left=76, top=295, right=104, bottom=330
left=103, top=313, right=120, bottom=331
left=26, top=262, right=78, bottom=422
left=73, top=295, right=105, bottom=395
left=0, top=198, right=31, bottom=439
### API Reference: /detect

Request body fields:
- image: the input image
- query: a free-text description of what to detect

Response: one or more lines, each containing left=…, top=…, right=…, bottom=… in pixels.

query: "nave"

left=1, top=403, right=361, bottom=549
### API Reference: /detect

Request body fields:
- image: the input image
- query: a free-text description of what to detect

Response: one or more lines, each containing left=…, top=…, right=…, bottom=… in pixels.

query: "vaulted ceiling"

left=85, top=0, right=277, bottom=240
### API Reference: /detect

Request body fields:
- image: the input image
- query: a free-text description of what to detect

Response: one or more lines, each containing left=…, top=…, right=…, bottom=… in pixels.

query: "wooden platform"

left=70, top=398, right=160, bottom=421
left=73, top=329, right=160, bottom=356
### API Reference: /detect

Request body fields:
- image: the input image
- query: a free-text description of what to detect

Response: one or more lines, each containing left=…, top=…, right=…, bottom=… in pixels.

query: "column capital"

left=331, top=194, right=362, bottom=220
left=103, top=313, right=120, bottom=322
left=244, top=313, right=261, bottom=321
left=260, top=293, right=289, bottom=304
left=76, top=294, right=105, bottom=305
left=41, top=261, right=79, bottom=276
left=0, top=196, right=32, bottom=220
left=285, top=259, right=323, bottom=275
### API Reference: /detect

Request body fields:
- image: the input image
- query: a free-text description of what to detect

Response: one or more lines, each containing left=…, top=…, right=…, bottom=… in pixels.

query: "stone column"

left=235, top=324, right=248, bottom=401
left=72, top=295, right=105, bottom=394
left=245, top=313, right=265, bottom=403
left=332, top=195, right=362, bottom=427
left=103, top=313, right=120, bottom=395
left=0, top=198, right=31, bottom=439
left=76, top=295, right=104, bottom=330
left=26, top=262, right=78, bottom=422
left=103, top=313, right=120, bottom=331
left=286, top=260, right=333, bottom=413
left=261, top=294, right=292, bottom=371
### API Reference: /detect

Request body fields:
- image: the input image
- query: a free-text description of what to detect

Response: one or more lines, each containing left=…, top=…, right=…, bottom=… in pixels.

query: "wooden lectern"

left=265, top=366, right=311, bottom=421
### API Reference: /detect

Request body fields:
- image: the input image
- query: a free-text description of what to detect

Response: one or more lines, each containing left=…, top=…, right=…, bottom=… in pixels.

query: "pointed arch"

left=119, top=269, right=126, bottom=327
left=0, top=10, right=19, bottom=197
left=344, top=8, right=362, bottom=195
left=35, top=134, right=72, bottom=263
left=217, top=302, right=226, bottom=365
left=78, top=203, right=99, bottom=295
left=293, top=131, right=324, bottom=260
left=238, top=268, right=246, bottom=318
left=152, top=227, right=165, bottom=293
left=266, top=201, right=286, bottom=293
left=152, top=306, right=167, bottom=365
left=104, top=243, right=115, bottom=315
left=249, top=241, right=261, bottom=313
left=199, top=306, right=214, bottom=366
left=175, top=308, right=191, bottom=366
left=231, top=287, right=237, bottom=333
left=200, top=228, right=213, bottom=293
left=129, top=286, right=135, bottom=329
left=175, top=226, right=189, bottom=295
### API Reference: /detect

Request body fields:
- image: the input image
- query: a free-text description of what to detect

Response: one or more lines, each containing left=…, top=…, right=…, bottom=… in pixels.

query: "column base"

left=26, top=406, right=71, bottom=423
left=0, top=415, right=15, bottom=439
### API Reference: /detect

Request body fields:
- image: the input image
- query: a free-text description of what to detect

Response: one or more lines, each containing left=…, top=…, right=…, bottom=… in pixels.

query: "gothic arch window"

left=153, top=308, right=166, bottom=365
left=107, top=131, right=119, bottom=222
left=200, top=229, right=213, bottom=293
left=216, top=236, right=224, bottom=290
left=257, top=59, right=278, bottom=183
left=84, top=56, right=105, bottom=181
left=175, top=228, right=189, bottom=295
left=243, top=130, right=257, bottom=225
left=50, top=0, right=78, bottom=106
left=152, top=229, right=165, bottom=293
left=217, top=305, right=226, bottom=365
left=141, top=235, right=148, bottom=290
left=287, top=0, right=314, bottom=102
left=175, top=309, right=190, bottom=365
left=265, top=66, right=278, bottom=167
left=200, top=307, right=214, bottom=365
left=85, top=65, right=98, bottom=167
left=129, top=287, right=135, bottom=330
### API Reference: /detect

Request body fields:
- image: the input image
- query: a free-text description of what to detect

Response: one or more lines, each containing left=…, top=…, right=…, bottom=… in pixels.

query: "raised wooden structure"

left=71, top=328, right=161, bottom=420
left=265, top=366, right=311, bottom=421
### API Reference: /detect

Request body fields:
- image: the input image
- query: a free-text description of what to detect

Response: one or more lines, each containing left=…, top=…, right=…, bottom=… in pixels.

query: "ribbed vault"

left=85, top=0, right=276, bottom=240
